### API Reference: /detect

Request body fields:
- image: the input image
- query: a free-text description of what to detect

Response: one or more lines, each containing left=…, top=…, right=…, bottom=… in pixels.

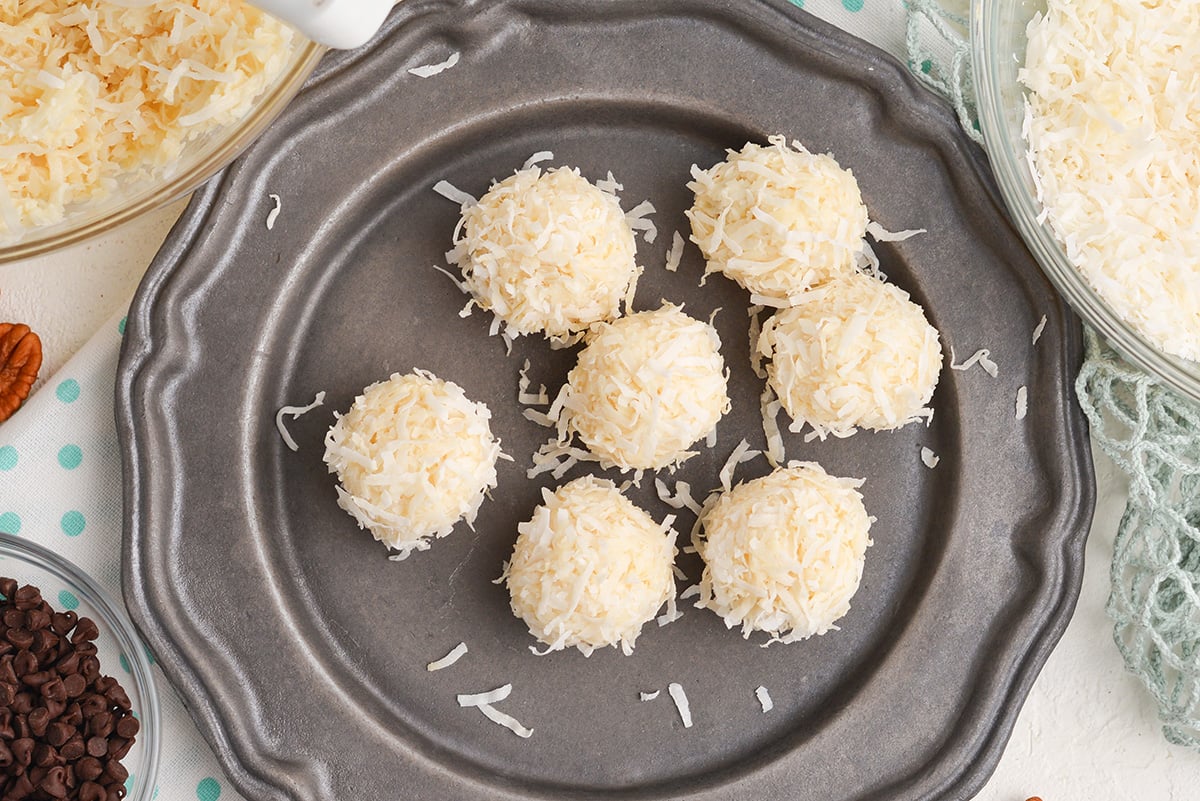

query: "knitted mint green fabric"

left=904, top=0, right=1200, bottom=750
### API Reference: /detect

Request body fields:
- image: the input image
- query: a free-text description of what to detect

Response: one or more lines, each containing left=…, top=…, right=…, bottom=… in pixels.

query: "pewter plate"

left=117, top=2, right=1095, bottom=799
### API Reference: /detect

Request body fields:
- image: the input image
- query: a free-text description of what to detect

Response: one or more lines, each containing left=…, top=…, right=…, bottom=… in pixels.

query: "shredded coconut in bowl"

left=447, top=164, right=641, bottom=341
left=323, top=370, right=502, bottom=560
left=758, top=272, right=942, bottom=440
left=1022, top=0, right=1200, bottom=360
left=0, top=0, right=295, bottom=240
left=686, top=135, right=868, bottom=301
left=503, top=475, right=678, bottom=656
left=697, top=463, right=874, bottom=644
left=559, top=303, right=731, bottom=471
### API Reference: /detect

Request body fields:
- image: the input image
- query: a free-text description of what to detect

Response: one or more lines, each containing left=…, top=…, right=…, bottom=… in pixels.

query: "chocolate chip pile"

left=0, top=578, right=139, bottom=801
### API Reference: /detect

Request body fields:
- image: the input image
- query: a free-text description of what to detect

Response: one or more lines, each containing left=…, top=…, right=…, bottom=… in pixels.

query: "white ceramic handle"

left=251, top=0, right=394, bottom=49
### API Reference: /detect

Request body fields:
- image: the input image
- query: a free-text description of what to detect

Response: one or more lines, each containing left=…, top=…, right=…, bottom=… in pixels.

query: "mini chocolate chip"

left=54, top=653, right=80, bottom=680
left=84, top=737, right=107, bottom=758
left=114, top=716, right=138, bottom=739
left=79, top=694, right=106, bottom=718
left=0, top=578, right=17, bottom=600
left=32, top=743, right=56, bottom=769
left=69, top=619, right=98, bottom=645
left=45, top=721, right=73, bottom=748
left=42, top=699, right=64, bottom=720
left=60, top=703, right=81, bottom=728
left=49, top=613, right=75, bottom=637
left=77, top=780, right=106, bottom=801
left=10, top=691, right=33, bottom=715
left=74, top=757, right=102, bottom=783
left=75, top=655, right=96, bottom=684
left=105, top=686, right=129, bottom=712
left=26, top=708, right=48, bottom=737
left=12, top=651, right=35, bottom=678
left=100, top=760, right=127, bottom=785
left=0, top=683, right=14, bottom=707
left=91, top=677, right=115, bottom=695
left=7, top=772, right=34, bottom=799
left=61, top=674, right=85, bottom=699
left=25, top=610, right=50, bottom=633
left=13, top=585, right=42, bottom=611
left=5, top=628, right=33, bottom=650
left=11, top=738, right=33, bottom=767
left=0, top=641, right=11, bottom=657
left=74, top=642, right=98, bottom=658
left=31, top=630, right=58, bottom=653
left=2, top=610, right=23, bottom=629
left=13, top=715, right=29, bottom=739
left=109, top=738, right=132, bottom=761
left=0, top=741, right=11, bottom=768
left=59, top=735, right=84, bottom=761
left=87, top=713, right=112, bottom=739
left=21, top=670, right=53, bottom=689
left=40, top=678, right=66, bottom=703
left=41, top=765, right=69, bottom=799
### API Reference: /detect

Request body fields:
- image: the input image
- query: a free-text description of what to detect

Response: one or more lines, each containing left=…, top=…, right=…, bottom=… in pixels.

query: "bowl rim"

left=0, top=40, right=326, bottom=266
left=0, top=531, right=161, bottom=801
left=971, top=0, right=1200, bottom=403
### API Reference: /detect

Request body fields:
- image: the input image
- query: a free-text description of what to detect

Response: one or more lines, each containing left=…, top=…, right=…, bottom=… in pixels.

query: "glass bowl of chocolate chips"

left=0, top=533, right=159, bottom=801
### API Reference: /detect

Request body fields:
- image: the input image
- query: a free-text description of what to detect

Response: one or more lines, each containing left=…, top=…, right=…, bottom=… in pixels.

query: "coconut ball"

left=448, top=165, right=641, bottom=341
left=504, top=476, right=678, bottom=656
left=759, top=272, right=942, bottom=439
left=686, top=135, right=869, bottom=301
left=697, top=463, right=874, bottom=643
left=561, top=303, right=730, bottom=471
left=323, top=370, right=501, bottom=560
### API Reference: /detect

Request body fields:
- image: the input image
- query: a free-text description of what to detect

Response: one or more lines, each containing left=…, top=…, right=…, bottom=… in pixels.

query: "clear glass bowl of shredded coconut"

left=0, top=0, right=324, bottom=264
left=973, top=0, right=1200, bottom=403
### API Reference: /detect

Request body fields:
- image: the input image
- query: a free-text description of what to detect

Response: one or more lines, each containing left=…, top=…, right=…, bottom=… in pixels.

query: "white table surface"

left=2, top=205, right=1196, bottom=801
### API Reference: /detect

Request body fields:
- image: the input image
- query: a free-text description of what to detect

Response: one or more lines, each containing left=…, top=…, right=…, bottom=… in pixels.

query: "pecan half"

left=0, top=323, right=43, bottom=423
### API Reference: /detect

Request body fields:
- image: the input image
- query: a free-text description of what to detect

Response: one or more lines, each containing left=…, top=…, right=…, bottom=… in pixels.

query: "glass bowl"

left=0, top=533, right=160, bottom=801
left=971, top=0, right=1200, bottom=403
left=0, top=36, right=324, bottom=265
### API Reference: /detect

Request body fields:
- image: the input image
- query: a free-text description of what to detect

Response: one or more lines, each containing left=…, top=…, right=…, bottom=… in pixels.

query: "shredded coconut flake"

left=654, top=478, right=703, bottom=516
left=920, top=446, right=940, bottom=469
left=665, top=230, right=685, bottom=272
left=1032, top=315, right=1047, bottom=346
left=755, top=686, right=774, bottom=713
left=476, top=702, right=534, bottom=738
left=667, top=682, right=693, bottom=728
left=718, top=438, right=760, bottom=493
left=457, top=684, right=512, bottom=707
left=265, top=193, right=281, bottom=231
left=432, top=179, right=477, bottom=207
left=426, top=642, right=468, bottom=671
left=275, top=391, right=326, bottom=452
left=522, top=150, right=554, bottom=170
left=407, top=51, right=460, bottom=77
left=639, top=690, right=660, bottom=701
left=866, top=220, right=927, bottom=242
left=1016, top=386, right=1028, bottom=420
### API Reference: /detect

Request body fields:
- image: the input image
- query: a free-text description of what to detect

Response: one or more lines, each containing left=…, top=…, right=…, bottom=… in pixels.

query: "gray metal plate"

left=117, top=2, right=1095, bottom=800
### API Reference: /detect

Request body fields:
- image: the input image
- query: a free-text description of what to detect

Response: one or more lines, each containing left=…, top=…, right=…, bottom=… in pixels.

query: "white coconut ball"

left=758, top=272, right=942, bottom=439
left=686, top=135, right=869, bottom=301
left=323, top=370, right=501, bottom=560
left=560, top=303, right=730, bottom=471
left=448, top=165, right=641, bottom=341
left=504, top=476, right=678, bottom=656
left=698, top=463, right=874, bottom=644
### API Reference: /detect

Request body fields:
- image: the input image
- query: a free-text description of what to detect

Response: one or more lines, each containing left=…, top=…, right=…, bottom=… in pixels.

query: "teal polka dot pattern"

left=118, top=316, right=127, bottom=336
left=144, top=644, right=157, bottom=665
left=55, top=379, right=81, bottom=403
left=788, top=0, right=804, bottom=6
left=197, top=777, right=222, bottom=801
left=842, top=0, right=864, bottom=10
left=0, top=512, right=20, bottom=535
left=0, top=446, right=16, bottom=471
left=61, top=510, right=86, bottom=537
left=120, top=653, right=131, bottom=673
left=125, top=776, right=135, bottom=795
left=57, top=444, right=83, bottom=470
left=57, top=590, right=79, bottom=611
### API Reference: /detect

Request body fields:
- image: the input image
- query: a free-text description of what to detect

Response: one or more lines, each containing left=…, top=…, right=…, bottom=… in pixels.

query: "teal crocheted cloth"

left=904, top=0, right=1200, bottom=749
